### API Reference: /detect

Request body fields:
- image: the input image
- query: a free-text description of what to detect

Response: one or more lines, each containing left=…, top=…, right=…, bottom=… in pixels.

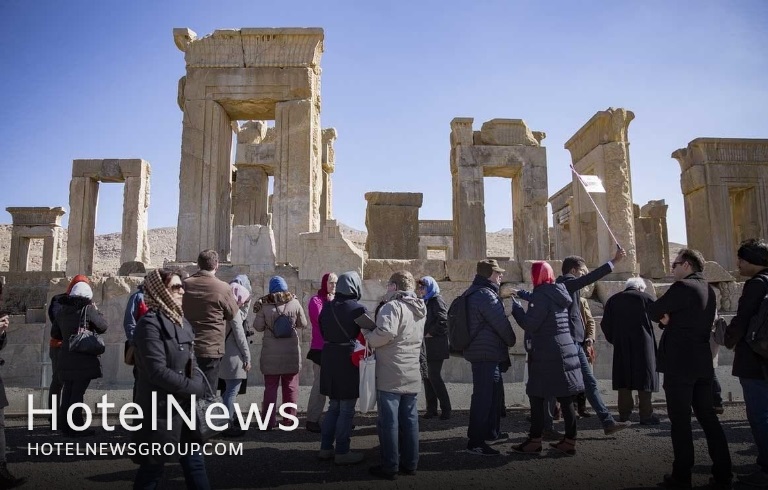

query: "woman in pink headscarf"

left=305, top=273, right=337, bottom=433
left=510, top=261, right=584, bottom=456
left=219, top=282, right=252, bottom=437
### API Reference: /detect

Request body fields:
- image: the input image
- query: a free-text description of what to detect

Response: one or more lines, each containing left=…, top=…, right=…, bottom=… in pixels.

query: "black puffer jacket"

left=424, top=295, right=449, bottom=361
left=52, top=296, right=109, bottom=381
left=462, top=275, right=516, bottom=363
left=319, top=295, right=366, bottom=399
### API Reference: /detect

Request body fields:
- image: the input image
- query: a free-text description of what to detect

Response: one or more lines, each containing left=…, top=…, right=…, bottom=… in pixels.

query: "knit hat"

left=477, top=259, right=505, bottom=278
left=269, top=276, right=288, bottom=294
left=69, top=282, right=93, bottom=300
left=738, top=239, right=768, bottom=267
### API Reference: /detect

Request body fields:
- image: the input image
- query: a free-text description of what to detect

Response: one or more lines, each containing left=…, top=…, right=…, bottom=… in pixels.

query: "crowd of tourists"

left=0, top=237, right=762, bottom=488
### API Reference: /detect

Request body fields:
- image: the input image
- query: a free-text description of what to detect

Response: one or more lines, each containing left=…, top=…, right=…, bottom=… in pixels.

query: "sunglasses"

left=170, top=284, right=184, bottom=292
left=671, top=261, right=685, bottom=269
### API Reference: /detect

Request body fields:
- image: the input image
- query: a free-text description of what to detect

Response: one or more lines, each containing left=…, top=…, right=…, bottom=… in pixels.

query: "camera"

left=243, top=320, right=256, bottom=344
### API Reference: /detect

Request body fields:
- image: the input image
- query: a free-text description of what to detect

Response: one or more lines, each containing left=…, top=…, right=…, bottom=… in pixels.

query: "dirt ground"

left=5, top=404, right=760, bottom=489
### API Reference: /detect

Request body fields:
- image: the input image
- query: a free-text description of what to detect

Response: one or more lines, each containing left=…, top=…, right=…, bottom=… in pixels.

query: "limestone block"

left=360, top=279, right=389, bottom=313
left=235, top=120, right=268, bottom=144
left=237, top=143, right=276, bottom=167
left=479, top=119, right=538, bottom=146
left=118, top=261, right=147, bottom=276
left=718, top=281, right=744, bottom=312
left=450, top=118, right=474, bottom=147
left=299, top=220, right=364, bottom=280
left=363, top=259, right=447, bottom=282
left=654, top=283, right=673, bottom=300
left=231, top=225, right=276, bottom=271
left=446, top=260, right=523, bottom=282
left=365, top=192, right=423, bottom=260
left=25, top=308, right=45, bottom=323
left=594, top=281, right=632, bottom=305
left=2, top=271, right=66, bottom=314
left=703, top=261, right=737, bottom=283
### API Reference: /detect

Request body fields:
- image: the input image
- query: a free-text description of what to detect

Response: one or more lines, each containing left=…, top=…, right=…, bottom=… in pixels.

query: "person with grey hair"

left=600, top=277, right=660, bottom=425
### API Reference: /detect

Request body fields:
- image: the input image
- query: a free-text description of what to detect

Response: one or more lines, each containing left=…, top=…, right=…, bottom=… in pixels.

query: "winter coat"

left=51, top=296, right=109, bottom=381
left=725, top=270, right=768, bottom=379
left=648, top=272, right=717, bottom=378
left=511, top=283, right=583, bottom=398
left=253, top=292, right=307, bottom=375
left=366, top=292, right=426, bottom=394
left=0, top=332, right=8, bottom=408
left=423, top=294, right=449, bottom=361
left=131, top=311, right=205, bottom=465
left=319, top=296, right=366, bottom=399
left=220, top=309, right=251, bottom=380
left=462, top=275, right=517, bottom=363
left=556, top=262, right=613, bottom=343
left=182, top=270, right=239, bottom=359
left=601, top=287, right=659, bottom=392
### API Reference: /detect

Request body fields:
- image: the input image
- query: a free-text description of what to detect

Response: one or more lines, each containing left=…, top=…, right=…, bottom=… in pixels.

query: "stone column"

left=9, top=236, right=30, bottom=272
left=274, top=99, right=321, bottom=266
left=67, top=177, right=99, bottom=275
left=42, top=235, right=56, bottom=272
left=320, top=128, right=337, bottom=224
left=450, top=118, right=486, bottom=259
left=233, top=166, right=270, bottom=226
left=513, top=156, right=550, bottom=262
left=176, top=99, right=233, bottom=262
left=365, top=192, right=423, bottom=259
left=121, top=160, right=151, bottom=265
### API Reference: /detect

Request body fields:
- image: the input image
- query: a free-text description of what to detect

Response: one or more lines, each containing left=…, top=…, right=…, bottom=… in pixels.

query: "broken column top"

left=564, top=107, right=635, bottom=163
left=6, top=207, right=66, bottom=226
left=364, top=192, right=424, bottom=207
left=451, top=117, right=544, bottom=148
left=173, top=27, right=324, bottom=69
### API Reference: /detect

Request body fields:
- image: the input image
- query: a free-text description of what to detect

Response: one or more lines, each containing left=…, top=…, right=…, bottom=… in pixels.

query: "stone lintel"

left=365, top=192, right=423, bottom=207
left=479, top=119, right=539, bottom=146
left=419, top=220, right=453, bottom=236
left=179, top=27, right=324, bottom=69
left=455, top=145, right=542, bottom=178
left=6, top=207, right=66, bottom=226
left=672, top=138, right=768, bottom=170
left=71, top=159, right=149, bottom=181
left=564, top=107, right=635, bottom=163
left=450, top=117, right=474, bottom=147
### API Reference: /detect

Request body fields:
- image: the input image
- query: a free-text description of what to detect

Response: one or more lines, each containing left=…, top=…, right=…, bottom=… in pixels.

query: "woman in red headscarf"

left=510, top=262, right=584, bottom=456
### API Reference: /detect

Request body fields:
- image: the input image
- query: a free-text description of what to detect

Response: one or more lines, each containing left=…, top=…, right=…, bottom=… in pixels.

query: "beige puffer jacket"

left=253, top=292, right=308, bottom=375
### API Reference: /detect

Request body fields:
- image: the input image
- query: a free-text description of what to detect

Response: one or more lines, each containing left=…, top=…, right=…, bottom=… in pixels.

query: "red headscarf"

left=318, top=273, right=338, bottom=302
left=531, top=262, right=555, bottom=287
left=66, top=274, right=90, bottom=294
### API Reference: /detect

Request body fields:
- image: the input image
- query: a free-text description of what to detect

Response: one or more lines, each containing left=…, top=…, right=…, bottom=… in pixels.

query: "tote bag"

left=358, top=344, right=376, bottom=413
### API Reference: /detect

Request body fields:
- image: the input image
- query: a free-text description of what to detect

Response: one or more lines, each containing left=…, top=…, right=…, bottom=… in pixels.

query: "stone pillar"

left=273, top=99, right=321, bottom=266
left=320, top=128, right=337, bottom=224
left=564, top=108, right=637, bottom=275
left=233, top=166, right=270, bottom=226
left=549, top=184, right=574, bottom=259
left=634, top=200, right=669, bottom=279
left=365, top=192, right=423, bottom=259
left=121, top=160, right=151, bottom=266
left=176, top=99, right=233, bottom=262
left=450, top=118, right=486, bottom=259
left=9, top=236, right=30, bottom=272
left=513, top=153, right=549, bottom=262
left=67, top=177, right=99, bottom=276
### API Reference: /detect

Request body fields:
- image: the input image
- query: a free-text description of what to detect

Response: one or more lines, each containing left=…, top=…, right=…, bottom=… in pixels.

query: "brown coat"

left=181, top=270, right=239, bottom=358
left=253, top=292, right=308, bottom=375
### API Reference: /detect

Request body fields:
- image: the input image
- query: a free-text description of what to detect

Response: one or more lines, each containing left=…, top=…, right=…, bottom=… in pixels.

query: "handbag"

left=194, top=367, right=226, bottom=441
left=357, top=344, right=377, bottom=414
left=68, top=305, right=106, bottom=356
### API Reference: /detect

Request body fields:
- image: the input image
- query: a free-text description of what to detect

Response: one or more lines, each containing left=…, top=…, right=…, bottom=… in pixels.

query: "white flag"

left=579, top=175, right=606, bottom=193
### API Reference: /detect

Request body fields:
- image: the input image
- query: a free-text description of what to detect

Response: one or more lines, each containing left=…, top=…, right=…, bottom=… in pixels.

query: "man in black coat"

left=648, top=248, right=732, bottom=489
left=557, top=248, right=631, bottom=435
left=600, top=277, right=659, bottom=424
left=0, top=282, right=26, bottom=488
left=724, top=239, right=768, bottom=487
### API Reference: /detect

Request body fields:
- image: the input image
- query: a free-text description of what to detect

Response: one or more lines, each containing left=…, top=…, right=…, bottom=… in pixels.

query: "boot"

left=0, top=462, right=26, bottom=489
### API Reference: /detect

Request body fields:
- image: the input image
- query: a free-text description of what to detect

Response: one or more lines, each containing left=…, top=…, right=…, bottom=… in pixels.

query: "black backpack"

left=447, top=289, right=480, bottom=356
left=746, top=275, right=768, bottom=358
left=272, top=304, right=295, bottom=339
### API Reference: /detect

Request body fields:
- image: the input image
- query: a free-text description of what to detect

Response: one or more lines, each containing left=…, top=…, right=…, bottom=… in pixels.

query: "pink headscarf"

left=231, top=283, right=251, bottom=307
left=531, top=262, right=555, bottom=287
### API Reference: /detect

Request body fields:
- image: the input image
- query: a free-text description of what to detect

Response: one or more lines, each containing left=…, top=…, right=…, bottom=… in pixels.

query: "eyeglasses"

left=671, top=261, right=685, bottom=269
left=170, top=284, right=184, bottom=292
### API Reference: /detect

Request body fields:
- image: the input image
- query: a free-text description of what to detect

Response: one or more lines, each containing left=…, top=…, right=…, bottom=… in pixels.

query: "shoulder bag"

left=69, top=305, right=106, bottom=356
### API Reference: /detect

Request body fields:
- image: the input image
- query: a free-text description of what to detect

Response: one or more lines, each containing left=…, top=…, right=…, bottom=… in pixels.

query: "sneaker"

left=511, top=437, right=542, bottom=454
left=334, top=451, right=364, bottom=465
left=317, top=448, right=334, bottom=461
left=549, top=437, right=576, bottom=456
left=305, top=421, right=322, bottom=433
left=663, top=473, right=692, bottom=489
left=485, top=432, right=509, bottom=443
left=421, top=411, right=438, bottom=420
left=369, top=465, right=398, bottom=480
left=737, top=470, right=768, bottom=487
left=640, top=415, right=661, bottom=425
left=466, top=444, right=501, bottom=456
left=542, top=429, right=564, bottom=441
left=603, top=420, right=631, bottom=435
left=439, top=410, right=452, bottom=420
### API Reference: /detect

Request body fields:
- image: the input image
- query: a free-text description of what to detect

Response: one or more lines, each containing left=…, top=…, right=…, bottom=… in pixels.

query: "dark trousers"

left=48, top=346, right=62, bottom=411
left=424, top=360, right=452, bottom=414
left=60, top=379, right=91, bottom=431
left=467, top=361, right=500, bottom=447
left=712, top=372, right=723, bottom=408
left=196, top=357, right=221, bottom=393
left=663, top=373, right=732, bottom=483
left=530, top=395, right=576, bottom=439
left=134, top=453, right=210, bottom=490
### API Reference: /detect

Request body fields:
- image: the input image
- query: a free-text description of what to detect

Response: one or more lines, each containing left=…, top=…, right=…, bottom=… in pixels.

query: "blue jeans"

left=320, top=399, right=356, bottom=454
left=741, top=378, right=768, bottom=472
left=576, top=344, right=614, bottom=426
left=467, top=361, right=500, bottom=447
left=222, top=379, right=242, bottom=425
left=377, top=391, right=419, bottom=473
left=134, top=453, right=210, bottom=490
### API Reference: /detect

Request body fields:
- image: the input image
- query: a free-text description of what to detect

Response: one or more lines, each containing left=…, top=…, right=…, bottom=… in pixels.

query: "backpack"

left=272, top=304, right=295, bottom=339
left=745, top=275, right=768, bottom=358
left=447, top=289, right=480, bottom=357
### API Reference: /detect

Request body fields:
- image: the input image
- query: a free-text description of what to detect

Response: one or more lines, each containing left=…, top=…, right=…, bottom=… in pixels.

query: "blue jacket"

left=462, top=275, right=516, bottom=363
left=123, top=285, right=145, bottom=341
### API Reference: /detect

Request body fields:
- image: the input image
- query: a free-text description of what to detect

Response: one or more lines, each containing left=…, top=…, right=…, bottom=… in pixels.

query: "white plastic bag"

left=358, top=345, right=376, bottom=413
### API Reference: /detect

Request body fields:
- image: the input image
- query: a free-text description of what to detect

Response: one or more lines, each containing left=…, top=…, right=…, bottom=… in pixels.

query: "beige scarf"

left=143, top=269, right=184, bottom=327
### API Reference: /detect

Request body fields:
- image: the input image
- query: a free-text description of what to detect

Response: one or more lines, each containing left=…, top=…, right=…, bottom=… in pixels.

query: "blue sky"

left=1, top=0, right=766, bottom=247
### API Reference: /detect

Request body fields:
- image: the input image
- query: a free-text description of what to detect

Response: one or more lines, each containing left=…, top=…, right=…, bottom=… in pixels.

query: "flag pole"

left=570, top=165, right=621, bottom=248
